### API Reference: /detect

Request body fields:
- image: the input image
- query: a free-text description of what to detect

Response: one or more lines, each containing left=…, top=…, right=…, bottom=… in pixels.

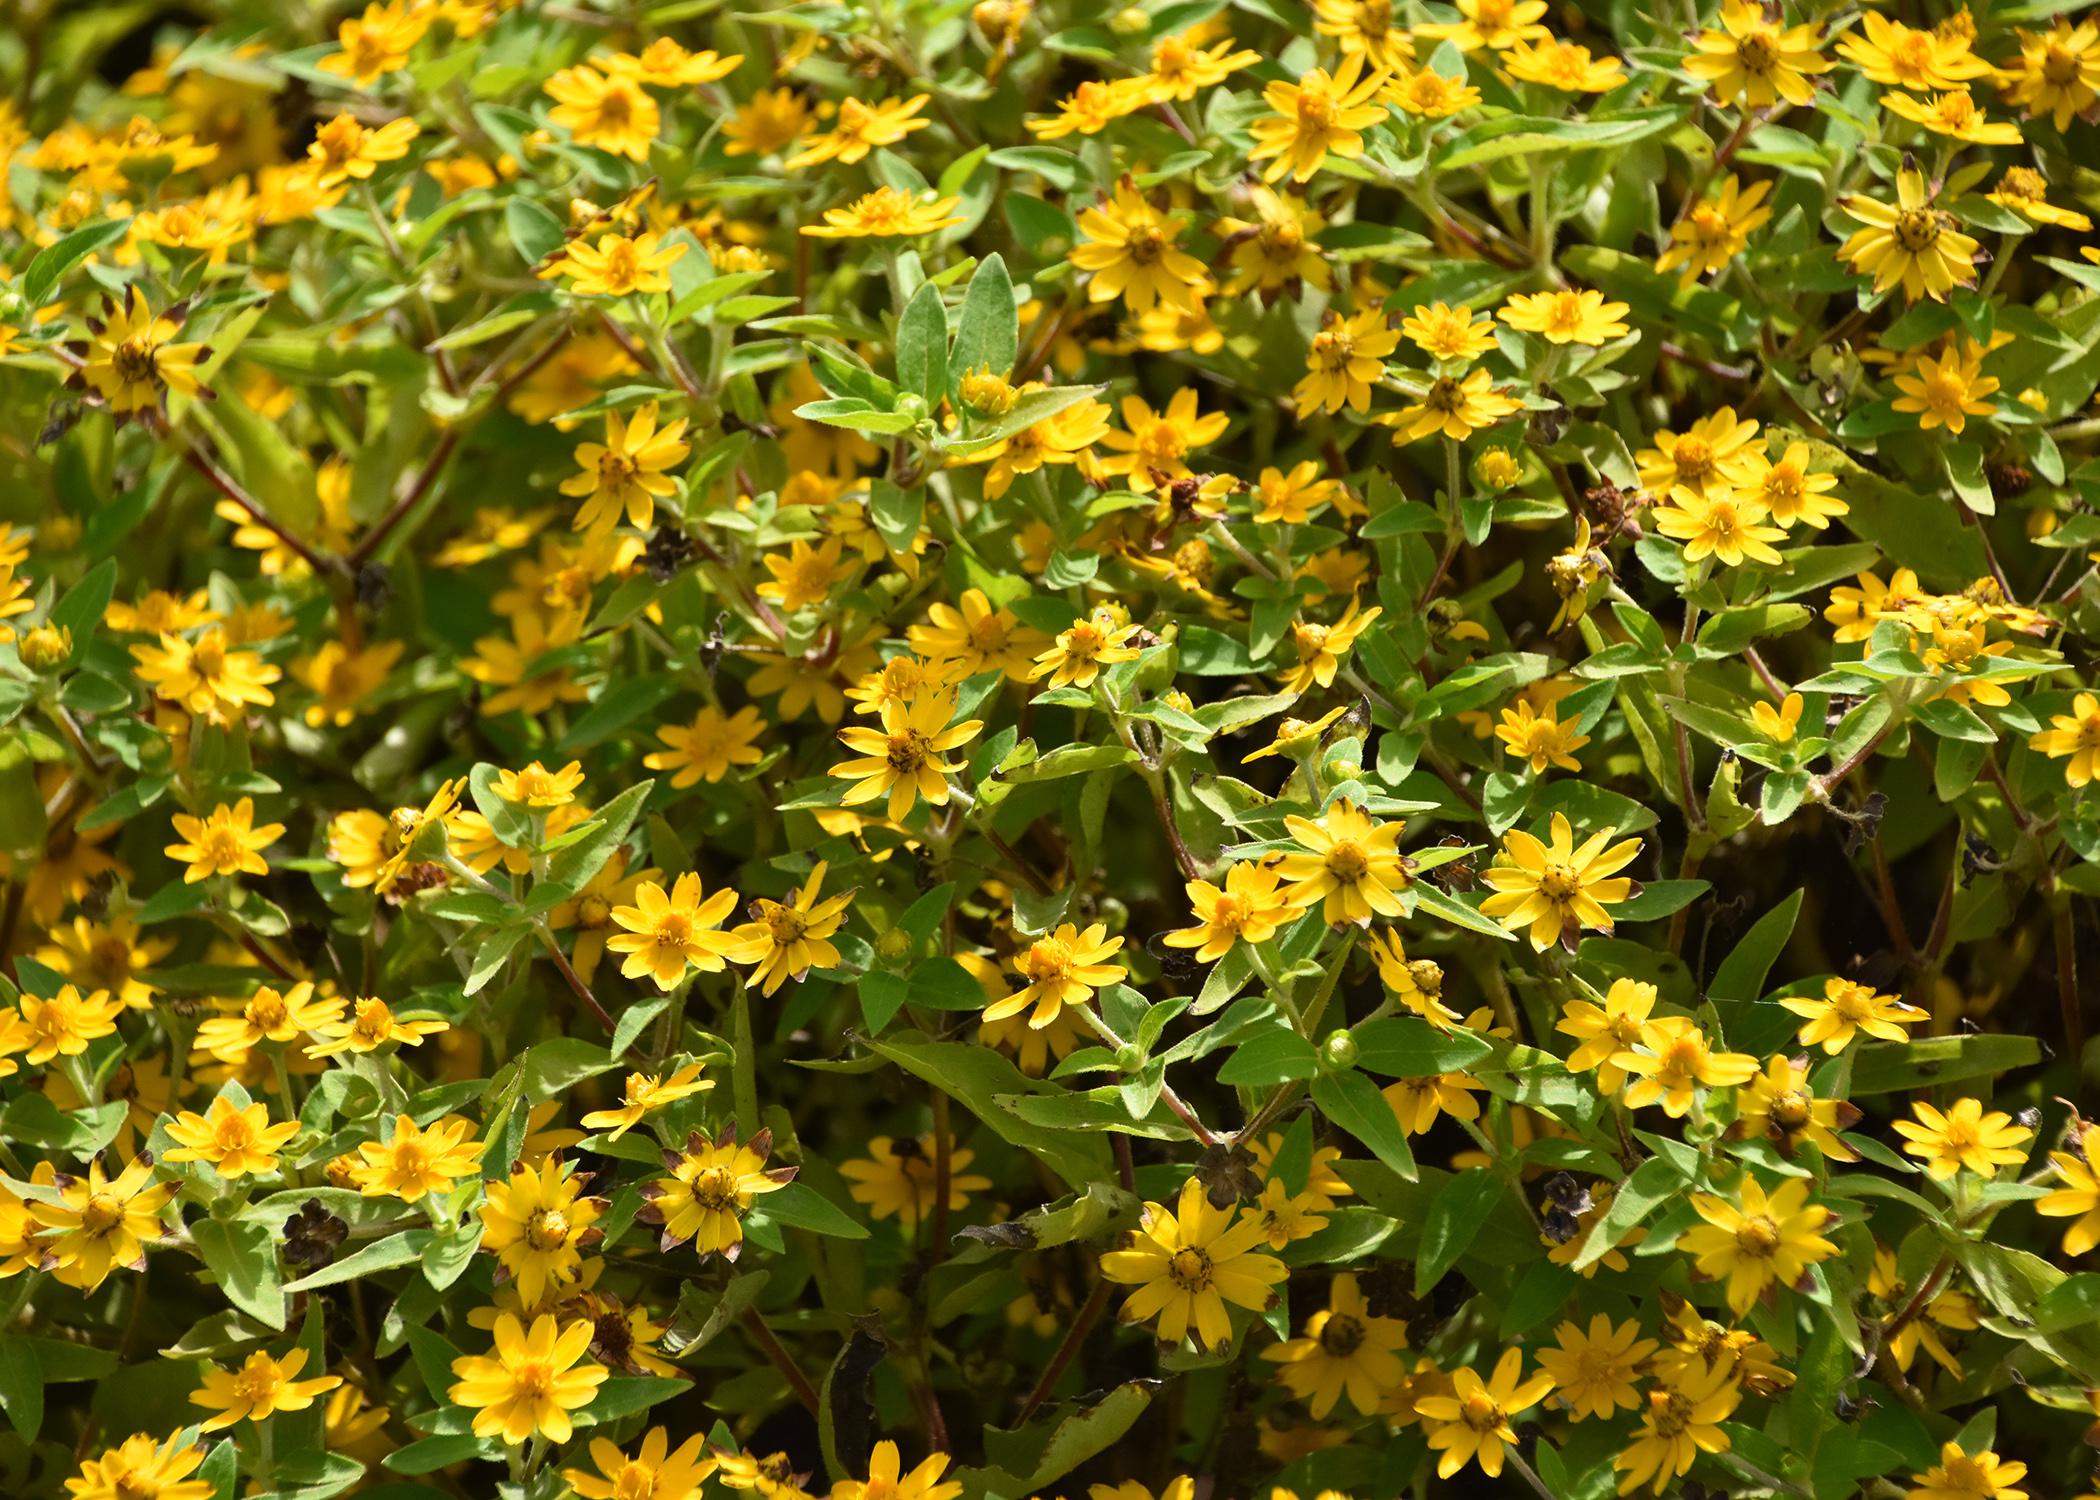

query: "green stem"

left=730, top=978, right=759, bottom=1132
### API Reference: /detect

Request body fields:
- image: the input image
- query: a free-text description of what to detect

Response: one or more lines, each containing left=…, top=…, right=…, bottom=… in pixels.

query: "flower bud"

left=1320, top=1028, right=1359, bottom=1070
left=959, top=364, right=1017, bottom=417
left=18, top=623, right=71, bottom=672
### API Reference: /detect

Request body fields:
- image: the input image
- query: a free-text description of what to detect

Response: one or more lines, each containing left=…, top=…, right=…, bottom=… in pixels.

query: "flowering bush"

left=3, top=0, right=2100, bottom=1497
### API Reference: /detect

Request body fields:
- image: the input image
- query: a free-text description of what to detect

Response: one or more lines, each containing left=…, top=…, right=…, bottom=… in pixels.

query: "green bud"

left=1321, top=1028, right=1359, bottom=1071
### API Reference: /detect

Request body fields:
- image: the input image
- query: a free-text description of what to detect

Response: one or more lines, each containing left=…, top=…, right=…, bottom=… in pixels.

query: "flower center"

left=1124, top=223, right=1166, bottom=266
left=885, top=728, right=932, bottom=773
left=113, top=338, right=159, bottom=385
left=511, top=1360, right=554, bottom=1401
left=80, top=1194, right=126, bottom=1235
left=692, top=1164, right=741, bottom=1213
left=1319, top=1313, right=1367, bottom=1356
left=1894, top=208, right=1943, bottom=252
left=1167, top=1246, right=1213, bottom=1290
left=1538, top=862, right=1580, bottom=901
left=1734, top=1214, right=1781, bottom=1258
left=527, top=1207, right=572, bottom=1251
left=1325, top=841, right=1371, bottom=883
left=1772, top=1092, right=1812, bottom=1130
left=1461, top=1390, right=1505, bottom=1432
left=651, top=914, right=693, bottom=951
left=2045, top=45, right=2082, bottom=84
left=1736, top=30, right=1779, bottom=73
left=248, top=994, right=289, bottom=1030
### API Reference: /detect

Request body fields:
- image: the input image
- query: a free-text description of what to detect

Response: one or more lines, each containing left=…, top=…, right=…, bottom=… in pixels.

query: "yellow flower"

left=1164, top=860, right=1293, bottom=962
left=1494, top=698, right=1589, bottom=773
left=1028, top=78, right=1148, bottom=138
left=1099, top=1175, right=1288, bottom=1350
left=1906, top=1443, right=2028, bottom=1500
left=1779, top=975, right=1925, bottom=1052
left=840, top=1133, right=990, bottom=1227
left=1032, top=609, right=1144, bottom=689
left=1555, top=976, right=1661, bottom=1094
left=65, top=1434, right=214, bottom=1500
left=194, top=982, right=344, bottom=1064
left=1892, top=343, right=1999, bottom=434
left=1656, top=174, right=1773, bottom=285
left=984, top=920, right=1128, bottom=1027
left=829, top=691, right=983, bottom=824
left=833, top=1442, right=961, bottom=1500
left=492, top=759, right=586, bottom=807
left=727, top=861, right=855, bottom=996
left=562, top=400, right=690, bottom=536
left=758, top=536, right=855, bottom=611
left=563, top=1427, right=719, bottom=1500
left=1893, top=1097, right=2033, bottom=1180
left=1385, top=66, right=1483, bottom=117
left=643, top=1124, right=795, bottom=1258
left=1739, top=442, right=1846, bottom=529
left=545, top=64, right=659, bottom=160
left=1498, top=287, right=1630, bottom=346
left=72, top=286, right=210, bottom=418
left=1297, top=306, right=1401, bottom=416
left=164, top=1095, right=300, bottom=1177
left=130, top=628, right=281, bottom=719
left=1385, top=1053, right=1490, bottom=1134
left=1250, top=1178, right=1330, bottom=1249
left=2038, top=1144, right=2100, bottom=1257
left=909, top=588, right=1046, bottom=682
left=34, top=914, right=173, bottom=1011
left=1400, top=301, right=1497, bottom=363
left=556, top=232, right=688, bottom=296
left=165, top=798, right=284, bottom=882
left=1679, top=1175, right=1836, bottom=1315
left=1837, top=167, right=1980, bottom=304
left=191, top=1347, right=342, bottom=1430
left=28, top=1154, right=175, bottom=1290
left=801, top=187, right=965, bottom=239
left=1097, top=388, right=1229, bottom=492
left=645, top=704, right=767, bottom=786
left=1413, top=1349, right=1554, bottom=1478
left=1260, top=1272, right=1409, bottom=1417
left=16, top=983, right=124, bottom=1064
left=1479, top=811, right=1642, bottom=950
left=1137, top=33, right=1260, bottom=102
left=1071, top=180, right=1209, bottom=314
left=1279, top=593, right=1380, bottom=695
left=580, top=1063, right=713, bottom=1141
left=293, top=638, right=404, bottom=727
left=1838, top=12, right=1992, bottom=91
left=784, top=94, right=931, bottom=168
left=1535, top=1313, right=1656, bottom=1420
left=448, top=1313, right=610, bottom=1444
left=1882, top=88, right=2020, bottom=144
left=1275, top=799, right=1410, bottom=925
left=305, top=995, right=450, bottom=1057
left=2033, top=692, right=2100, bottom=786
left=306, top=113, right=418, bottom=185
left=1650, top=488, right=1787, bottom=568
left=1367, top=931, right=1462, bottom=1028
left=1248, top=463, right=1341, bottom=525
left=1984, top=166, right=2092, bottom=232
left=480, top=1156, right=606, bottom=1306
left=1619, top=1017, right=1759, bottom=1116
left=724, top=87, right=811, bottom=157
left=1315, top=0, right=1416, bottom=70
left=1416, top=0, right=1549, bottom=52
left=1612, top=1358, right=1741, bottom=1495
left=1248, top=54, right=1390, bottom=184
left=608, top=872, right=747, bottom=989
left=1750, top=692, right=1802, bottom=743
left=1732, top=1053, right=1859, bottom=1162
left=318, top=0, right=429, bottom=86
left=1999, top=20, right=2100, bottom=130
left=973, top=388, right=1113, bottom=499
left=1216, top=189, right=1334, bottom=298
left=349, top=1113, right=485, bottom=1202
left=1684, top=0, right=1831, bottom=107
left=1636, top=408, right=1760, bottom=498
left=1504, top=37, right=1623, bottom=92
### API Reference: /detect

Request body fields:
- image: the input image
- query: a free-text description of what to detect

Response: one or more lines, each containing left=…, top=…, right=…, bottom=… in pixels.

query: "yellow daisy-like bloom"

left=1386, top=368, right=1519, bottom=443
left=194, top=982, right=344, bottom=1065
left=1905, top=1443, right=2028, bottom=1500
left=829, top=691, right=983, bottom=824
left=1248, top=463, right=1342, bottom=526
left=1279, top=593, right=1381, bottom=696
left=306, top=113, right=418, bottom=185
left=726, top=861, right=855, bottom=997
left=783, top=94, right=930, bottom=169
left=293, top=637, right=404, bottom=727
left=561, top=400, right=691, bottom=537
left=1494, top=698, right=1589, bottom=774
left=27, top=1154, right=175, bottom=1290
left=191, top=1348, right=342, bottom=1431
left=1385, top=66, right=1483, bottom=117
left=758, top=536, right=856, bottom=612
left=34, top=914, right=172, bottom=1011
left=131, top=628, right=280, bottom=719
left=1984, top=166, right=2092, bottom=233
left=974, top=388, right=1113, bottom=499
left=1097, top=389, right=1229, bottom=492
left=163, top=1095, right=300, bottom=1177
left=607, top=872, right=747, bottom=989
left=479, top=1156, right=605, bottom=1306
left=448, top=1313, right=610, bottom=1445
left=1684, top=0, right=1831, bottom=107
left=1778, top=975, right=1926, bottom=1053
left=984, top=920, right=1128, bottom=1028
left=2038, top=1142, right=2100, bottom=1257
left=1881, top=88, right=2020, bottom=144
left=1416, top=0, right=1549, bottom=52
left=1099, top=1175, right=1288, bottom=1350
left=1739, top=441, right=1846, bottom=529
left=1838, top=12, right=1992, bottom=92
left=65, top=1433, right=216, bottom=1500
left=1555, top=976, right=1660, bottom=1094
left=1893, top=1097, right=2033, bottom=1180
left=1260, top=1271, right=1409, bottom=1417
left=1216, top=189, right=1334, bottom=299
left=1368, top=930, right=1463, bottom=1028
left=840, top=1133, right=992, bottom=1227
left=610, top=38, right=741, bottom=86
left=1032, top=609, right=1144, bottom=689
left=579, top=1063, right=712, bottom=1141
left=1656, top=175, right=1773, bottom=286
left=1498, top=287, right=1630, bottom=346
left=545, top=65, right=660, bottom=160
left=1636, top=407, right=1761, bottom=498
left=1504, top=37, right=1622, bottom=92
left=1478, top=812, right=1642, bottom=950
left=1027, top=78, right=1149, bottom=139
left=1836, top=167, right=1979, bottom=304
left=1400, top=301, right=1497, bottom=363
left=1296, top=306, right=1400, bottom=416
left=643, top=1124, right=795, bottom=1258
left=645, top=704, right=767, bottom=786
left=1535, top=1312, right=1657, bottom=1421
left=563, top=1427, right=718, bottom=1500
left=319, top=0, right=430, bottom=86
left=1619, top=1017, right=1760, bottom=1117
left=2033, top=692, right=2100, bottom=787
left=1315, top=0, right=1416, bottom=70
left=1413, top=1349, right=1554, bottom=1478
left=1137, top=33, right=1261, bottom=103
left=1679, top=1175, right=1836, bottom=1315
left=1733, top=1053, right=1860, bottom=1162
left=16, top=983, right=125, bottom=1064
left=1163, top=860, right=1293, bottom=962
left=491, top=759, right=586, bottom=808
left=1249, top=1178, right=1330, bottom=1250
left=305, top=994, right=450, bottom=1057
left=1650, top=487, right=1787, bottom=568
left=801, top=187, right=965, bottom=239
left=1071, top=180, right=1209, bottom=316
left=1248, top=54, right=1390, bottom=184
left=1750, top=691, right=1803, bottom=743
left=1275, top=798, right=1410, bottom=925
left=909, top=587, right=1046, bottom=682
left=349, top=1113, right=486, bottom=1202
left=556, top=232, right=688, bottom=296
left=833, top=1442, right=961, bottom=1500
left=1999, top=20, right=2100, bottom=131
left=1611, top=1358, right=1741, bottom=1495
left=163, top=798, right=285, bottom=883
left=1891, top=343, right=1999, bottom=435
left=72, top=286, right=210, bottom=418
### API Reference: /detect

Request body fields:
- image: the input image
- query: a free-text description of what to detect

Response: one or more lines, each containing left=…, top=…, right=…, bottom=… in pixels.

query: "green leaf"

left=951, top=252, right=1018, bottom=386
left=1216, top=1025, right=1319, bottom=1085
left=1349, top=1018, right=1494, bottom=1077
left=543, top=778, right=654, bottom=899
left=189, top=1218, right=286, bottom=1330
left=23, top=219, right=132, bottom=306
left=753, top=1180, right=869, bottom=1239
left=1709, top=891, right=1802, bottom=1005
left=0, top=1338, right=41, bottom=1441
left=953, top=1382, right=1153, bottom=1495
left=504, top=197, right=565, bottom=268
left=1573, top=1156, right=1682, bottom=1270
left=894, top=280, right=950, bottom=407
left=865, top=1033, right=1114, bottom=1189
left=1414, top=1168, right=1505, bottom=1292
left=284, top=1229, right=434, bottom=1292
left=1846, top=1034, right=2042, bottom=1094
left=1310, top=1069, right=1416, bottom=1181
